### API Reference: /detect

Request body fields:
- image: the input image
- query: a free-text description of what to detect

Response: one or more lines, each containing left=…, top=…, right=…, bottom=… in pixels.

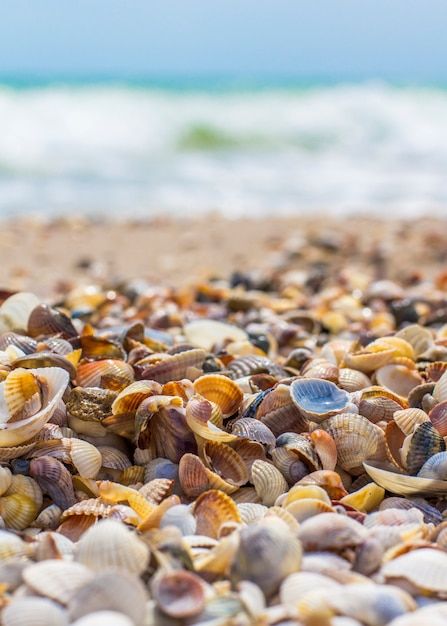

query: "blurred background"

left=1, top=0, right=447, bottom=220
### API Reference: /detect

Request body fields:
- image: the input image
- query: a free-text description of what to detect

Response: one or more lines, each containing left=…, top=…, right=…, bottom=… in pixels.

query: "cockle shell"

left=23, top=559, right=94, bottom=604
left=0, top=292, right=40, bottom=333
left=136, top=348, right=206, bottom=384
left=75, top=519, right=150, bottom=574
left=338, top=368, right=371, bottom=392
left=382, top=548, right=447, bottom=594
left=193, top=374, right=243, bottom=416
left=151, top=570, right=205, bottom=618
left=290, top=378, right=350, bottom=422
left=77, top=360, right=134, bottom=391
left=2, top=598, right=68, bottom=626
left=184, top=319, right=248, bottom=351
left=406, top=421, right=445, bottom=475
left=393, top=408, right=429, bottom=436
left=298, top=512, right=367, bottom=551
left=193, top=489, right=241, bottom=538
left=251, top=459, right=288, bottom=505
left=256, top=384, right=308, bottom=435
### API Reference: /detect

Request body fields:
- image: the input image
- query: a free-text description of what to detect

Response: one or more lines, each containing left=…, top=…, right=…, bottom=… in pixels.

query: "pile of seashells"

left=1, top=274, right=447, bottom=625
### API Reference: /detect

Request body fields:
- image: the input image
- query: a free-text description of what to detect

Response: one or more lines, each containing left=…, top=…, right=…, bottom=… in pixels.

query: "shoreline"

left=1, top=214, right=447, bottom=296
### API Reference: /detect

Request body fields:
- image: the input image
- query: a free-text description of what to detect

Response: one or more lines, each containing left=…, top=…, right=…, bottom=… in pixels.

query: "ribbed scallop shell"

left=23, top=559, right=94, bottom=604
left=285, top=498, right=335, bottom=522
left=30, top=456, right=76, bottom=509
left=0, top=492, right=39, bottom=529
left=271, top=447, right=308, bottom=484
left=393, top=408, right=429, bottom=435
left=251, top=459, right=288, bottom=506
left=302, top=358, right=338, bottom=382
left=28, top=303, right=77, bottom=339
left=68, top=570, right=147, bottom=625
left=309, top=429, right=337, bottom=470
left=418, top=451, right=447, bottom=480
left=185, top=395, right=236, bottom=443
left=0, top=465, right=12, bottom=496
left=296, top=469, right=348, bottom=500
left=0, top=367, right=68, bottom=447
left=427, top=361, right=447, bottom=382
left=342, top=346, right=395, bottom=373
left=382, top=548, right=447, bottom=593
left=231, top=439, right=267, bottom=472
left=396, top=324, right=434, bottom=357
left=363, top=460, right=447, bottom=496
left=375, top=364, right=422, bottom=399
left=276, top=433, right=322, bottom=472
left=77, top=360, right=134, bottom=391
left=193, top=374, right=243, bottom=416
left=75, top=519, right=150, bottom=574
left=298, top=512, right=367, bottom=551
left=237, top=502, right=268, bottom=524
left=322, top=413, right=383, bottom=473
left=98, top=446, right=132, bottom=471
left=136, top=349, right=206, bottom=384
left=0, top=292, right=40, bottom=333
left=184, top=319, right=247, bottom=351
left=202, top=441, right=249, bottom=487
left=406, top=421, right=445, bottom=475
left=385, top=420, right=406, bottom=469
left=280, top=572, right=339, bottom=608
left=357, top=386, right=406, bottom=423
left=429, top=401, right=447, bottom=437
left=111, top=380, right=162, bottom=415
left=283, top=484, right=331, bottom=506
left=193, top=489, right=241, bottom=538
left=290, top=378, right=349, bottom=422
left=2, top=598, right=68, bottom=626
left=179, top=453, right=212, bottom=497
left=231, top=417, right=276, bottom=449
left=80, top=335, right=126, bottom=361
left=69, top=438, right=102, bottom=478
left=338, top=368, right=371, bottom=392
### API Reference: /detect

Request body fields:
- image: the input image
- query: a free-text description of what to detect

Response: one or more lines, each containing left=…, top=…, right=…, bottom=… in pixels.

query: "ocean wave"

left=0, top=81, right=447, bottom=217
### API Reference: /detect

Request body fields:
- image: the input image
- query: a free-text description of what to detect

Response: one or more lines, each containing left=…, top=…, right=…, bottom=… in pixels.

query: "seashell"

left=231, top=486, right=261, bottom=503
left=339, top=483, right=385, bottom=512
left=375, top=364, right=423, bottom=399
left=0, top=367, right=68, bottom=447
left=237, top=502, right=268, bottom=524
left=185, top=395, right=236, bottom=443
left=429, top=400, right=447, bottom=436
left=152, top=570, right=205, bottom=618
left=418, top=451, right=447, bottom=480
left=230, top=517, right=302, bottom=597
left=0, top=331, right=38, bottom=355
left=77, top=360, right=134, bottom=391
left=111, top=380, right=162, bottom=416
left=30, top=456, right=76, bottom=509
left=283, top=484, right=332, bottom=506
left=357, top=386, right=406, bottom=423
left=32, top=503, right=63, bottom=530
left=406, top=421, right=445, bottom=474
left=99, top=446, right=132, bottom=471
left=285, top=498, right=335, bottom=522
left=231, top=438, right=266, bottom=473
left=393, top=408, right=429, bottom=436
left=322, top=413, right=383, bottom=473
left=231, top=417, right=276, bottom=449
left=381, top=496, right=442, bottom=525
left=385, top=420, right=406, bottom=469
left=372, top=336, right=416, bottom=359
left=385, top=605, right=447, bottom=626
left=119, top=465, right=145, bottom=485
left=342, top=345, right=395, bottom=373
left=75, top=519, right=150, bottom=574
left=28, top=303, right=77, bottom=338
left=80, top=335, right=126, bottom=361
left=0, top=529, right=29, bottom=559
left=0, top=492, right=39, bottom=529
left=144, top=458, right=178, bottom=482
left=135, top=348, right=206, bottom=384
left=338, top=368, right=371, bottom=392
left=68, top=570, right=147, bottom=625
left=290, top=378, right=349, bottom=422
left=0, top=292, right=41, bottom=333
left=2, top=597, right=68, bottom=626
left=427, top=361, right=447, bottom=382
left=183, top=319, right=248, bottom=351
left=280, top=572, right=340, bottom=608
left=296, top=469, right=348, bottom=499
left=396, top=324, right=434, bottom=357
left=264, top=505, right=301, bottom=533
left=256, top=384, right=308, bottom=435
left=298, top=512, right=367, bottom=551
left=364, top=460, right=447, bottom=495
left=0, top=465, right=12, bottom=495
left=193, top=489, right=241, bottom=538
left=69, top=438, right=102, bottom=478
left=227, top=354, right=286, bottom=380
left=11, top=351, right=79, bottom=379
left=179, top=454, right=210, bottom=497
left=309, top=429, right=337, bottom=470
left=276, top=432, right=322, bottom=471
left=193, top=374, right=243, bottom=416
left=23, top=559, right=94, bottom=604
left=202, top=441, right=249, bottom=488
left=160, top=504, right=197, bottom=535
left=382, top=548, right=447, bottom=594
left=271, top=447, right=309, bottom=484
left=251, top=459, right=288, bottom=505
left=302, top=357, right=338, bottom=382
left=408, top=381, right=435, bottom=409
left=70, top=612, right=133, bottom=626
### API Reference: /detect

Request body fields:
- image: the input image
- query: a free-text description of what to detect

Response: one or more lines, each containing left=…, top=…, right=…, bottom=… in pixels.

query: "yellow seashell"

left=193, top=374, right=243, bottom=417
left=0, top=466, right=12, bottom=496
left=283, top=484, right=332, bottom=507
left=285, top=498, right=335, bottom=522
left=339, top=483, right=385, bottom=512
left=0, top=493, right=39, bottom=530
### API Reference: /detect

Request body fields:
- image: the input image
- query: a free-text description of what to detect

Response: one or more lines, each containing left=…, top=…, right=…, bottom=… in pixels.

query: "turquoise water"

left=1, top=78, right=447, bottom=218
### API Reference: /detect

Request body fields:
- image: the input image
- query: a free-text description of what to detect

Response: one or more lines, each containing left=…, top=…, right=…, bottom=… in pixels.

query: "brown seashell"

left=429, top=401, right=447, bottom=437
left=408, top=382, right=435, bottom=409
left=276, top=432, right=322, bottom=472
left=231, top=438, right=266, bottom=473
left=256, top=384, right=308, bottom=436
left=342, top=345, right=395, bottom=373
left=406, top=421, right=446, bottom=475
left=271, top=447, right=309, bottom=484
left=231, top=417, right=276, bottom=449
left=77, top=360, right=134, bottom=392
left=202, top=441, right=249, bottom=487
left=30, top=455, right=76, bottom=509
left=193, top=374, right=243, bottom=416
left=427, top=361, right=447, bottom=382
left=28, top=304, right=77, bottom=339
left=193, top=489, right=241, bottom=538
left=80, top=335, right=126, bottom=361
left=111, top=380, right=162, bottom=416
left=357, top=386, right=406, bottom=423
left=385, top=420, right=407, bottom=470
left=152, top=570, right=205, bottom=619
left=135, top=348, right=206, bottom=383
left=302, top=357, right=339, bottom=382
left=185, top=395, right=236, bottom=443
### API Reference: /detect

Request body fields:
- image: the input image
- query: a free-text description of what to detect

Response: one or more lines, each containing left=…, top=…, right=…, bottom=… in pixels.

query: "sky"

left=0, top=0, right=447, bottom=81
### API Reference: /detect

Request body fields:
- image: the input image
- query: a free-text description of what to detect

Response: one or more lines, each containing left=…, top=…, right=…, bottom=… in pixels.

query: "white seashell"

left=0, top=292, right=40, bottom=333
left=160, top=504, right=197, bottom=535
left=71, top=612, right=133, bottom=626
left=2, top=597, right=68, bottom=626
left=23, top=559, right=93, bottom=604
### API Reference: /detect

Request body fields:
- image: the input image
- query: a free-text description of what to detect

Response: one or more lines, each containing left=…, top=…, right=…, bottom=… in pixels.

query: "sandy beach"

left=1, top=215, right=447, bottom=296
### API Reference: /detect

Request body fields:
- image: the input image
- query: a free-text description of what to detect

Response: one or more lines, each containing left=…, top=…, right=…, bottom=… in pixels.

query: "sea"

left=1, top=77, right=447, bottom=219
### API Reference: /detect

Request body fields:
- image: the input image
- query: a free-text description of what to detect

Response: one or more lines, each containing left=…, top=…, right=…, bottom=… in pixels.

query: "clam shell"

left=429, top=401, right=447, bottom=436
left=375, top=364, right=422, bottom=399
left=338, top=368, right=371, bottom=392
left=298, top=512, right=367, bottom=551
left=382, top=547, right=447, bottom=593
left=339, top=483, right=385, bottom=512
left=237, top=502, right=268, bottom=524
left=251, top=459, right=288, bottom=506
left=230, top=518, right=302, bottom=597
left=28, top=303, right=77, bottom=338
left=309, top=429, right=337, bottom=470
left=284, top=484, right=332, bottom=506
left=342, top=346, right=395, bottom=373
left=193, top=374, right=243, bottom=416
left=202, top=441, right=249, bottom=487
left=296, top=469, right=348, bottom=500
left=280, top=572, right=339, bottom=608
left=290, top=378, right=349, bottom=422
left=285, top=498, right=335, bottom=522
left=68, top=570, right=147, bottom=625
left=136, top=348, right=206, bottom=384
left=185, top=395, right=236, bottom=443
left=396, top=324, right=434, bottom=357
left=152, top=570, right=205, bottom=618
left=193, top=489, right=241, bottom=538
left=0, top=492, right=39, bottom=529
left=256, top=384, right=308, bottom=435
left=111, top=380, right=162, bottom=416
left=364, top=460, right=447, bottom=495
left=408, top=382, right=435, bottom=409
left=406, top=421, right=445, bottom=475
left=0, top=465, right=12, bottom=496
left=0, top=529, right=29, bottom=559
left=322, top=413, right=383, bottom=473
left=393, top=408, right=429, bottom=436
left=2, top=598, right=68, bottom=626
left=385, top=420, right=406, bottom=469
left=75, top=519, right=150, bottom=574
left=0, top=367, right=68, bottom=447
left=179, top=453, right=210, bottom=497
left=77, top=360, right=134, bottom=391
left=70, top=438, right=102, bottom=478
left=357, top=386, right=406, bottom=423
left=271, top=447, right=309, bottom=484
left=23, top=559, right=94, bottom=604
left=418, top=451, right=447, bottom=480
left=184, top=319, right=248, bottom=351
left=0, top=292, right=40, bottom=332
left=231, top=417, right=276, bottom=449
left=30, top=456, right=76, bottom=509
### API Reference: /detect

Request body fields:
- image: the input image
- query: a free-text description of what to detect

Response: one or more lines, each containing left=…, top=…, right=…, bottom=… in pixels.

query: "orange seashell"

left=385, top=420, right=406, bottom=470
left=193, top=374, right=243, bottom=416
left=77, top=359, right=134, bottom=391
left=193, top=489, right=241, bottom=538
left=309, top=429, right=337, bottom=471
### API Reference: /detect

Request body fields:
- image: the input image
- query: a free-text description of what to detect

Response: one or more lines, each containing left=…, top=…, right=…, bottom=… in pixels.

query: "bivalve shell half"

left=382, top=548, right=447, bottom=595
left=364, top=460, right=447, bottom=496
left=23, top=559, right=94, bottom=604
left=152, top=570, right=205, bottom=619
left=193, top=489, right=241, bottom=538
left=394, top=408, right=429, bottom=436
left=290, top=378, right=349, bottom=422
left=193, top=374, right=243, bottom=416
left=2, top=597, right=68, bottom=626
left=251, top=459, right=288, bottom=506
left=184, top=319, right=248, bottom=351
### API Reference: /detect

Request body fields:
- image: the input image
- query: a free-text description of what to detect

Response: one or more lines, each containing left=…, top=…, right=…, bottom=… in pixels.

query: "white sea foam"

left=0, top=82, right=447, bottom=217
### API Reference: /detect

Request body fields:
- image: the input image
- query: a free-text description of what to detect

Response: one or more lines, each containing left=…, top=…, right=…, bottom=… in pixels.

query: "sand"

left=1, top=215, right=447, bottom=296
